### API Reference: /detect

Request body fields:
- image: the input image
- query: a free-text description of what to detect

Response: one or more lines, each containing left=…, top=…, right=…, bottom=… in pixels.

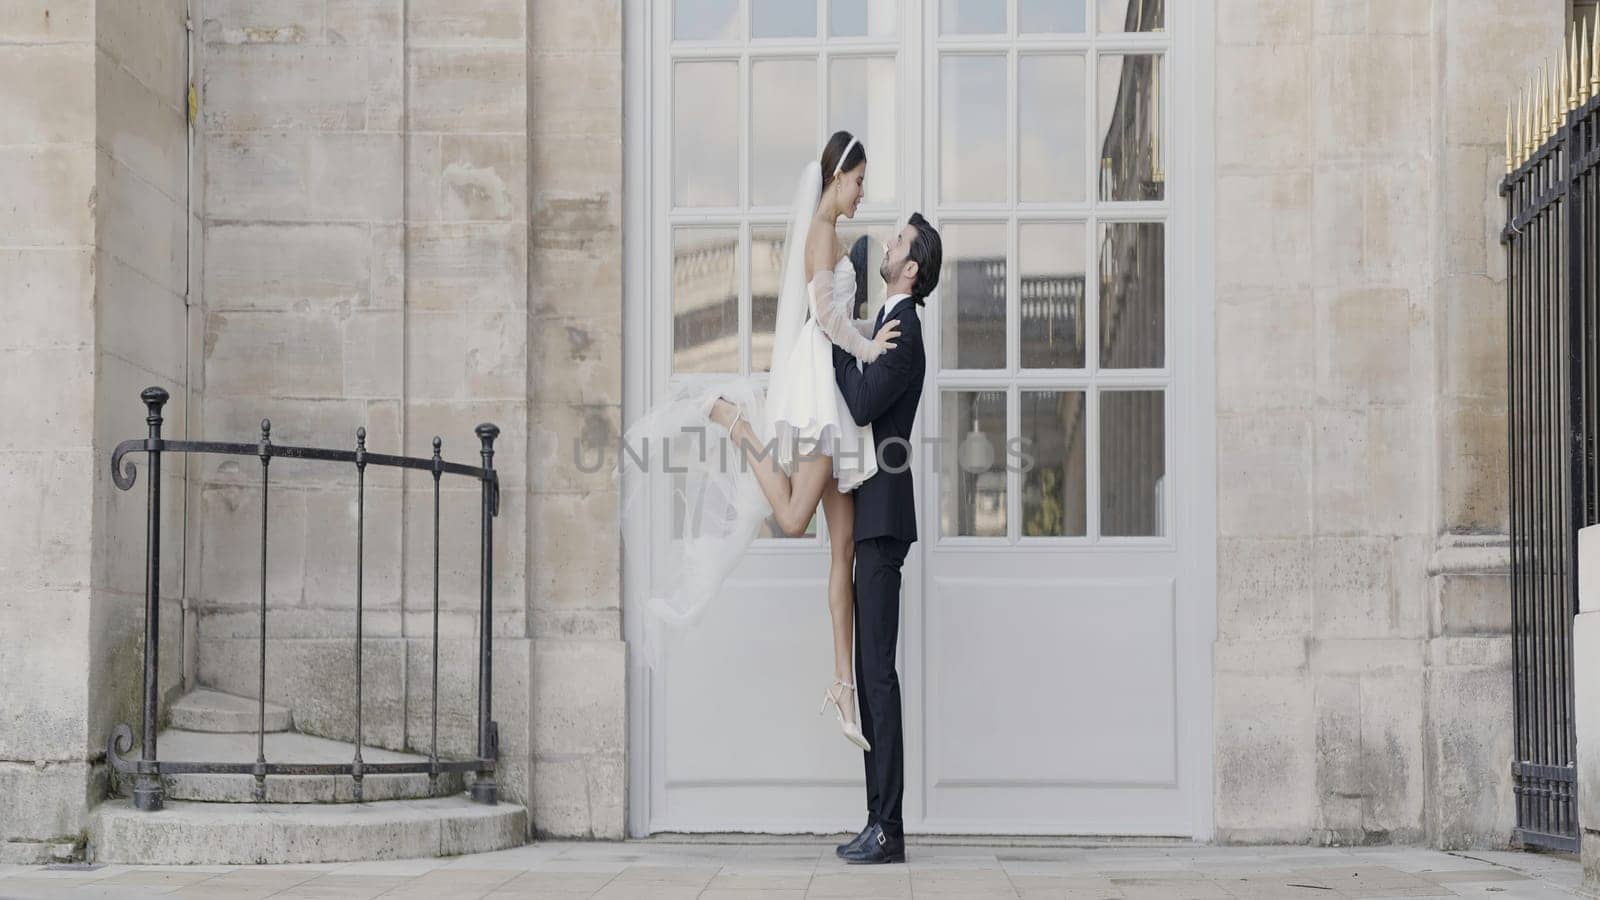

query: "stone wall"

left=1212, top=0, right=1557, bottom=847
left=0, top=0, right=191, bottom=863
left=192, top=0, right=627, bottom=836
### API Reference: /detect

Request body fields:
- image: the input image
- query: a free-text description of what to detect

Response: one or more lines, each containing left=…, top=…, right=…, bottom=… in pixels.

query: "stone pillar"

left=0, top=0, right=191, bottom=862
left=1577, top=526, right=1600, bottom=884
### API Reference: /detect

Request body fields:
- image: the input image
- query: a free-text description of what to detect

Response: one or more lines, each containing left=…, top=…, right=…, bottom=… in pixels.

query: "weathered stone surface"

left=169, top=689, right=292, bottom=733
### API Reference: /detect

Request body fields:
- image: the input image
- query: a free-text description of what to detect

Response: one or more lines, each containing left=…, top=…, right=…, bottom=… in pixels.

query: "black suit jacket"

left=833, top=299, right=926, bottom=544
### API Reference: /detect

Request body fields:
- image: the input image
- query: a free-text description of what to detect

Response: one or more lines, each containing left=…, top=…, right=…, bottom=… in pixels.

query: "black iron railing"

left=106, top=387, right=502, bottom=810
left=1500, top=46, right=1600, bottom=852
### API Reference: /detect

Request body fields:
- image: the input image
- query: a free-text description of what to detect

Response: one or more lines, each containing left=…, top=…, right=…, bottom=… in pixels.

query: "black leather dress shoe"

left=835, top=823, right=875, bottom=857
left=841, top=824, right=905, bottom=864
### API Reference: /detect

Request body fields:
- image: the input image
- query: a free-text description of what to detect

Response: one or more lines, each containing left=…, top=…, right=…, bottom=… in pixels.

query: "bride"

left=621, top=131, right=899, bottom=749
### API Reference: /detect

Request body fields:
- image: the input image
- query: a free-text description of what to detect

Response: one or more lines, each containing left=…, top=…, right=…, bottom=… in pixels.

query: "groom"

left=831, top=213, right=941, bottom=865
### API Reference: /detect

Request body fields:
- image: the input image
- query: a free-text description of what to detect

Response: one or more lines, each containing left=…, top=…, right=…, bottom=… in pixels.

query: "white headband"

left=832, top=137, right=859, bottom=178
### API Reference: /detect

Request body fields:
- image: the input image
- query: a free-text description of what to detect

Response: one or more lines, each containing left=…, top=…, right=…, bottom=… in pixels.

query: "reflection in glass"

left=1019, top=55, right=1086, bottom=203
left=1100, top=390, right=1164, bottom=536
left=672, top=228, right=739, bottom=373
left=751, top=226, right=786, bottom=372
left=752, top=59, right=817, bottom=206
left=1020, top=0, right=1088, bottom=32
left=939, top=223, right=1006, bottom=370
left=1099, top=0, right=1164, bottom=33
left=941, top=0, right=1007, bottom=33
left=1097, top=54, right=1164, bottom=202
left=751, top=0, right=815, bottom=37
left=674, top=62, right=739, bottom=207
left=940, top=55, right=1007, bottom=203
left=831, top=0, right=896, bottom=36
left=1021, top=391, right=1087, bottom=536
left=830, top=57, right=897, bottom=205
left=1098, top=222, right=1164, bottom=368
left=837, top=225, right=889, bottom=322
left=941, top=391, right=1008, bottom=538
left=674, top=0, right=740, bottom=40
left=1020, top=223, right=1087, bottom=369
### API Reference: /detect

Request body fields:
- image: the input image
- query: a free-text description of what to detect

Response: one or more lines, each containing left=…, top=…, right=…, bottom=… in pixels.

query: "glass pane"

left=1098, top=221, right=1164, bottom=368
left=752, top=0, right=815, bottom=37
left=675, top=0, right=740, bottom=40
left=1020, top=223, right=1087, bottom=368
left=939, top=223, right=1006, bottom=370
left=941, top=0, right=1007, bottom=33
left=752, top=59, right=817, bottom=206
left=831, top=0, right=896, bottom=36
left=672, top=228, right=739, bottom=373
left=751, top=226, right=786, bottom=372
left=940, top=55, right=1007, bottom=203
left=940, top=390, right=1008, bottom=538
left=1019, top=54, right=1086, bottom=202
left=1020, top=0, right=1087, bottom=32
left=837, top=224, right=891, bottom=322
left=1098, top=0, right=1164, bottom=33
left=1099, top=390, right=1164, bottom=536
left=674, top=62, right=739, bottom=207
left=1021, top=390, right=1087, bottom=536
left=830, top=57, right=897, bottom=205
left=1096, top=54, right=1164, bottom=202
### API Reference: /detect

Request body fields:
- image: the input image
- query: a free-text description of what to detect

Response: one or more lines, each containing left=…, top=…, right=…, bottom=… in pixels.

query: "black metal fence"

left=1500, top=43, right=1599, bottom=852
left=106, top=387, right=502, bottom=810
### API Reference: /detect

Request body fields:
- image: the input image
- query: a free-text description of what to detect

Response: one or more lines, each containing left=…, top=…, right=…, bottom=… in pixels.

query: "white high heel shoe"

left=821, top=680, right=871, bottom=751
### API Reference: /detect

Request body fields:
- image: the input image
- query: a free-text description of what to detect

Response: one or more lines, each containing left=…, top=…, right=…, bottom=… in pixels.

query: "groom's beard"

left=878, top=258, right=899, bottom=284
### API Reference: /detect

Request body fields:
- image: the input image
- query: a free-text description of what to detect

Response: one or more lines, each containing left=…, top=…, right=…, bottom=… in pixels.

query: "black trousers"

left=853, top=535, right=910, bottom=838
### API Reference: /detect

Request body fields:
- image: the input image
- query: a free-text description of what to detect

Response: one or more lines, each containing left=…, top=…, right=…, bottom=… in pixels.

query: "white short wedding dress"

left=765, top=254, right=882, bottom=493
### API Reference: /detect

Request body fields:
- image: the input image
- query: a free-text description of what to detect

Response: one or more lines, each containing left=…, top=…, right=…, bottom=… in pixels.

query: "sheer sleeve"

left=809, top=269, right=882, bottom=364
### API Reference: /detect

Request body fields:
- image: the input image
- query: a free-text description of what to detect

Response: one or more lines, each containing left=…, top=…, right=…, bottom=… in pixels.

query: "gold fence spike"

left=1570, top=29, right=1579, bottom=109
left=1593, top=12, right=1600, bottom=94
left=1506, top=103, right=1513, bottom=173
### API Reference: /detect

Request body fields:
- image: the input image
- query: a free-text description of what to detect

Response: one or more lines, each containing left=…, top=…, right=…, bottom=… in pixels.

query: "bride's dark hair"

left=820, top=130, right=866, bottom=192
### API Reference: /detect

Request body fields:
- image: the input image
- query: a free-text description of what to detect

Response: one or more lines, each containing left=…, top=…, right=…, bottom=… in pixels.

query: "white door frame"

left=621, top=0, right=1216, bottom=840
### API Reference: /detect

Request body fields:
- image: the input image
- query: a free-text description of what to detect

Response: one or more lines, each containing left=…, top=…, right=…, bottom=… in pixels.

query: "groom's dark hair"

left=906, top=213, right=942, bottom=304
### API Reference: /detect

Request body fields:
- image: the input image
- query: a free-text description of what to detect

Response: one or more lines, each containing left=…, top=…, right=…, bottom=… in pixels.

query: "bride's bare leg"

left=710, top=398, right=831, bottom=537
left=820, top=482, right=859, bottom=729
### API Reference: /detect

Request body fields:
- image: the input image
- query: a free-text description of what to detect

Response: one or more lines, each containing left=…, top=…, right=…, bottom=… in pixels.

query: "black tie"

left=873, top=304, right=888, bottom=334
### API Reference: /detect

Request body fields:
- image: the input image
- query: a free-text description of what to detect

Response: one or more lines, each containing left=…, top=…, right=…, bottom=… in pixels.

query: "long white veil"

left=617, top=162, right=822, bottom=665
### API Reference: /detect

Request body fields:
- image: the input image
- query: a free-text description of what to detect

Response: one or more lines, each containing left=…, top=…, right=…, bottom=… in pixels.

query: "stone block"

left=1311, top=163, right=1363, bottom=289
left=532, top=756, right=590, bottom=837
left=529, top=0, right=621, bottom=51
left=529, top=402, right=620, bottom=494
left=204, top=310, right=345, bottom=399
left=0, top=44, right=93, bottom=145
left=1440, top=275, right=1506, bottom=403
left=406, top=46, right=525, bottom=133
left=1218, top=0, right=1311, bottom=46
left=1215, top=45, right=1309, bottom=173
left=1443, top=147, right=1490, bottom=277
left=325, top=0, right=404, bottom=46
left=1315, top=288, right=1411, bottom=405
left=1440, top=400, right=1508, bottom=533
left=1443, top=8, right=1562, bottom=146
left=1583, top=525, right=1600, bottom=614
left=532, top=639, right=625, bottom=758
left=406, top=0, right=526, bottom=42
left=300, top=487, right=403, bottom=613
left=305, top=133, right=405, bottom=222
left=0, top=761, right=90, bottom=843
left=1310, top=36, right=1363, bottom=163
left=403, top=397, right=527, bottom=485
left=530, top=316, right=623, bottom=406
left=1363, top=35, right=1430, bottom=156
left=0, top=590, right=90, bottom=760
left=1312, top=0, right=1365, bottom=35
left=0, top=146, right=95, bottom=247
left=96, top=51, right=186, bottom=201
left=204, top=134, right=313, bottom=221
left=1214, top=668, right=1315, bottom=841
left=1217, top=411, right=1312, bottom=538
left=342, top=310, right=403, bottom=399
left=96, top=254, right=187, bottom=384
left=1437, top=572, right=1511, bottom=636
left=405, top=223, right=528, bottom=311
left=1312, top=536, right=1398, bottom=640
left=1313, top=674, right=1362, bottom=836
left=1214, top=293, right=1313, bottom=412
left=197, top=395, right=401, bottom=489
left=96, top=0, right=187, bottom=110
left=1217, top=537, right=1313, bottom=641
left=200, top=0, right=324, bottom=45
left=405, top=311, right=528, bottom=401
left=530, top=50, right=622, bottom=139
left=1358, top=667, right=1426, bottom=839
left=398, top=474, right=526, bottom=614
left=0, top=450, right=93, bottom=593
left=0, top=249, right=93, bottom=350
left=96, top=150, right=186, bottom=298
left=199, top=482, right=310, bottom=608
left=1427, top=638, right=1515, bottom=849
left=205, top=222, right=373, bottom=310
left=1579, top=613, right=1600, bottom=849
left=1364, top=160, right=1431, bottom=287
left=201, top=45, right=395, bottom=132
left=529, top=490, right=620, bottom=613
left=1215, top=174, right=1311, bottom=291
left=440, top=134, right=527, bottom=222
left=0, top=0, right=93, bottom=43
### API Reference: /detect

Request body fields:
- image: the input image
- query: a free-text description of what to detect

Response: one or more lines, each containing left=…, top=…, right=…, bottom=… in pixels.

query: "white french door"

left=622, top=0, right=1214, bottom=838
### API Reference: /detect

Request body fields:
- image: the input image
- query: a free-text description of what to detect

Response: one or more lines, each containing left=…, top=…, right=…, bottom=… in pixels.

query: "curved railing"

left=107, top=387, right=503, bottom=809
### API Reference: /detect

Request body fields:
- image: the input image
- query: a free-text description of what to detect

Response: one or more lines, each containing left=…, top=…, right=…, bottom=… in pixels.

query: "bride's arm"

left=810, top=271, right=889, bottom=363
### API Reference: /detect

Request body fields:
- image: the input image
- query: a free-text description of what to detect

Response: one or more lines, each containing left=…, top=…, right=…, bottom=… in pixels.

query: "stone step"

left=91, top=796, right=526, bottom=865
left=168, top=688, right=292, bottom=734
left=153, top=729, right=466, bottom=803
